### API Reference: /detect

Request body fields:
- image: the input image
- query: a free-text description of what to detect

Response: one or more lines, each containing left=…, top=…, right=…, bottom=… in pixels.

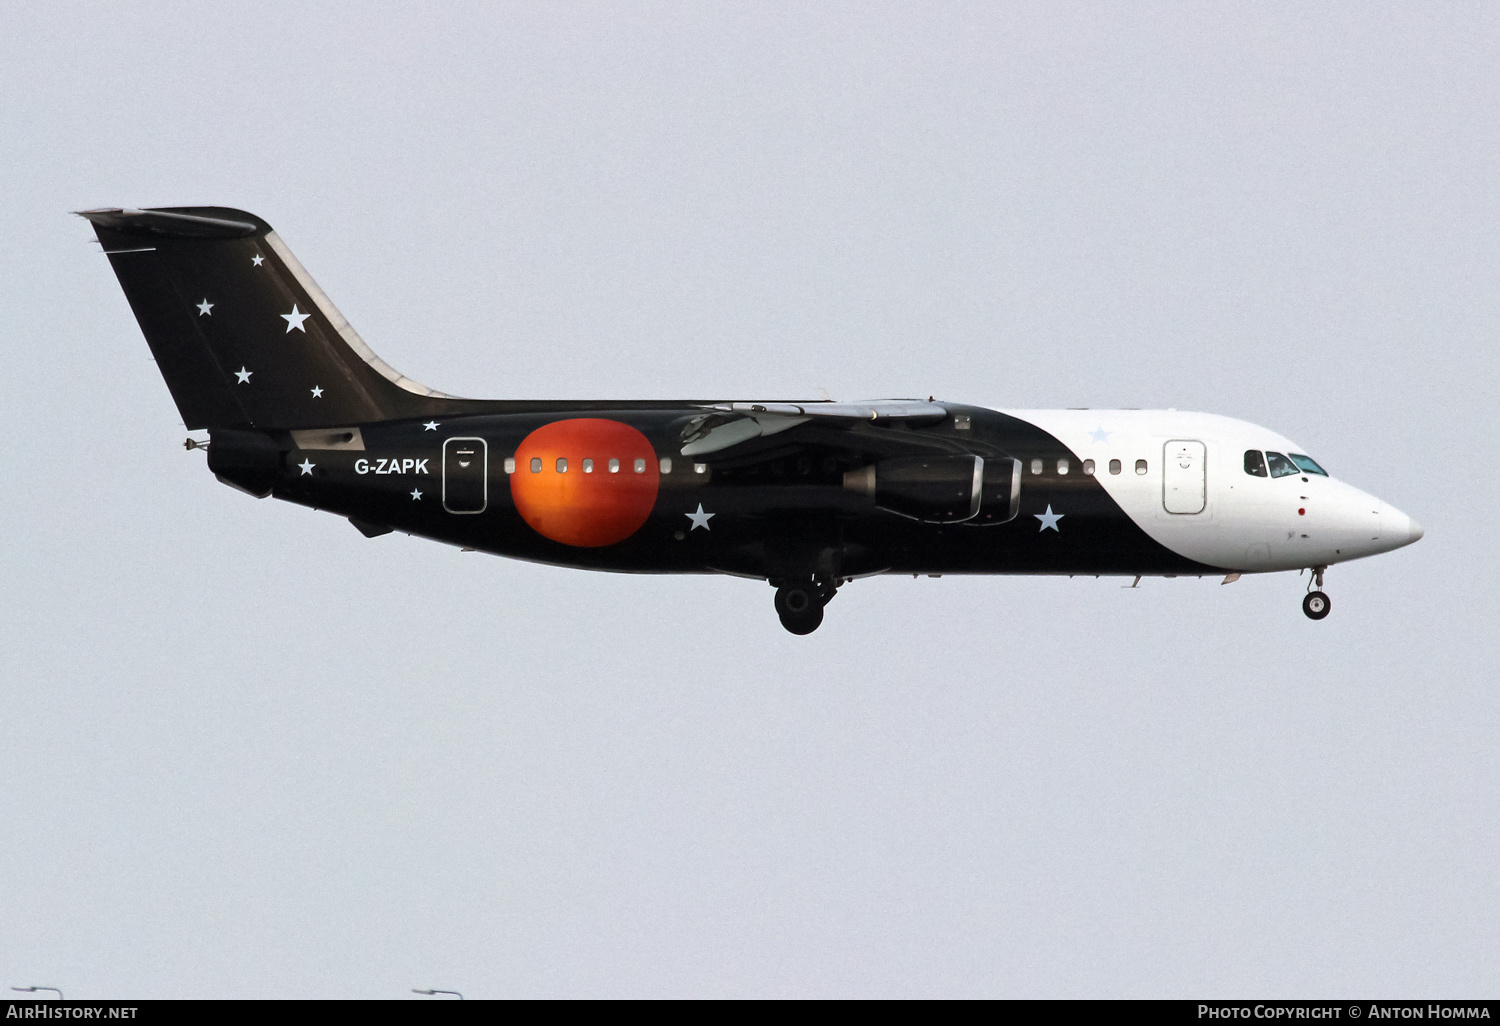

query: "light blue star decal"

left=1035, top=504, right=1064, bottom=532
left=1090, top=427, right=1112, bottom=443
left=282, top=304, right=311, bottom=333
left=685, top=504, right=715, bottom=531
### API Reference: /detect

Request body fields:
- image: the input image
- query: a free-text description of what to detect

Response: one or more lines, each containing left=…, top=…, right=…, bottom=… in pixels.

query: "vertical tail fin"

left=81, top=206, right=454, bottom=430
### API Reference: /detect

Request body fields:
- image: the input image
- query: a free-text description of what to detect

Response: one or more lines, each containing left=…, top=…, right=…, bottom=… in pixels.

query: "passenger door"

left=443, top=437, right=487, bottom=514
left=1163, top=440, right=1206, bottom=514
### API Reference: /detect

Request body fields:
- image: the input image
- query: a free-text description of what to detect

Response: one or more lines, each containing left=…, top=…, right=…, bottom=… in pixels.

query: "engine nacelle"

left=843, top=454, right=1020, bottom=525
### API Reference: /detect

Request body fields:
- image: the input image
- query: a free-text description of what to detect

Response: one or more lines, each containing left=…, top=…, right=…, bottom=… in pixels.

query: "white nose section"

left=1380, top=505, right=1423, bottom=552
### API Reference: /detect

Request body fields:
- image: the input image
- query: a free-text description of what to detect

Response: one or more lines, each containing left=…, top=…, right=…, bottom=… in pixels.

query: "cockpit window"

left=1244, top=450, right=1268, bottom=477
left=1265, top=451, right=1300, bottom=478
left=1289, top=453, right=1328, bottom=476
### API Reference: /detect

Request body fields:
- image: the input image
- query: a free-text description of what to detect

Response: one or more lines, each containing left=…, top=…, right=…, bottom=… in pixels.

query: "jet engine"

left=843, top=454, right=1020, bottom=524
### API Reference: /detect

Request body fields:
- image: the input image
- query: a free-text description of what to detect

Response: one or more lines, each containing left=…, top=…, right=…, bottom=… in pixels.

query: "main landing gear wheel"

left=1303, top=591, right=1331, bottom=620
left=774, top=579, right=834, bottom=635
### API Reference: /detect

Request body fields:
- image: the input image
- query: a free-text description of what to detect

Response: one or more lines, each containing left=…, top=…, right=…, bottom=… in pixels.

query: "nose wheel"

left=773, top=577, right=838, bottom=635
left=1302, top=566, right=1331, bottom=620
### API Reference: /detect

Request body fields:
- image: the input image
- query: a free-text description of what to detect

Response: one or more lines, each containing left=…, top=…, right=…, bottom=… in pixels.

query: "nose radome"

left=1379, top=504, right=1423, bottom=551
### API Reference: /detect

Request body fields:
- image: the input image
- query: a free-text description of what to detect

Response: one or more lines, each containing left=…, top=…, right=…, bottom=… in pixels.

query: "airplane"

left=80, top=206, right=1423, bottom=634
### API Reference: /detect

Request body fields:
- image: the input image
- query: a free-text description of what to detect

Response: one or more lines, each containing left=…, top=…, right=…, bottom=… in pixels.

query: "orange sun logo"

left=510, top=419, right=660, bottom=547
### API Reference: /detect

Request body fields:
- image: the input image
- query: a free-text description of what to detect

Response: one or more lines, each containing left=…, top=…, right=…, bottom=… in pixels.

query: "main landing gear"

left=1302, top=566, right=1331, bottom=620
left=773, top=577, right=839, bottom=635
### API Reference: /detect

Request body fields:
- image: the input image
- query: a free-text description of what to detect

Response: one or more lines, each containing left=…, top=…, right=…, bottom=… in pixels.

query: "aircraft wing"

left=679, top=401, right=948, bottom=456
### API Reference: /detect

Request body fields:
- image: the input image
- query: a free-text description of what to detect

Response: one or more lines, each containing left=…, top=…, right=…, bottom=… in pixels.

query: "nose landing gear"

left=1302, top=566, right=1331, bottom=620
left=773, top=577, right=839, bottom=635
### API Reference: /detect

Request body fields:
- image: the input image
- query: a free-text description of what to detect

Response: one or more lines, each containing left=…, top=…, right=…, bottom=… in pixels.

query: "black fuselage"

left=213, top=403, right=1212, bottom=582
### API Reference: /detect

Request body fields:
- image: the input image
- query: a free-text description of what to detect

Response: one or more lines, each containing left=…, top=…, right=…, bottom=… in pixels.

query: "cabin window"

left=694, top=463, right=707, bottom=474
left=1135, top=459, right=1148, bottom=475
left=1244, top=450, right=1268, bottom=477
left=1109, top=459, right=1121, bottom=475
left=556, top=457, right=568, bottom=473
left=1289, top=454, right=1328, bottom=477
left=1265, top=451, right=1300, bottom=479
left=1030, top=459, right=1043, bottom=475
left=954, top=413, right=971, bottom=430
left=1082, top=459, right=1095, bottom=476
left=530, top=457, right=542, bottom=473
left=608, top=458, right=620, bottom=473
left=634, top=458, right=646, bottom=473
left=660, top=458, right=672, bottom=473
left=582, top=458, right=594, bottom=473
left=1057, top=458, right=1069, bottom=475
left=503, top=457, right=515, bottom=475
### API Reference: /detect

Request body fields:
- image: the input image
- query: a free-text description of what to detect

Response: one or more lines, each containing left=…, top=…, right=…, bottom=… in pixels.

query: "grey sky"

left=1, top=2, right=1495, bottom=998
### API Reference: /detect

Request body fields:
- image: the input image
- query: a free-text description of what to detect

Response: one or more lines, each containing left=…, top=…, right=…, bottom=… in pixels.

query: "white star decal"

left=1089, top=427, right=1112, bottom=443
left=685, top=503, right=715, bottom=531
left=1035, top=504, right=1064, bottom=532
left=235, top=367, right=252, bottom=384
left=282, top=305, right=311, bottom=333
left=410, top=489, right=423, bottom=501
left=298, top=458, right=315, bottom=476
left=197, top=298, right=213, bottom=316
left=422, top=421, right=439, bottom=431
left=310, top=386, right=323, bottom=398
left=251, top=254, right=264, bottom=267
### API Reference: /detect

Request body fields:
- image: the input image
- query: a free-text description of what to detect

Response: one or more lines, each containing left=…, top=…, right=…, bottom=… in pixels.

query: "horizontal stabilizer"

left=79, top=207, right=264, bottom=239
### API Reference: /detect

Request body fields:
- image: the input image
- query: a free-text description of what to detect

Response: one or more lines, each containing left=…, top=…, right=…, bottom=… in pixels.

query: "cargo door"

left=1163, top=439, right=1206, bottom=514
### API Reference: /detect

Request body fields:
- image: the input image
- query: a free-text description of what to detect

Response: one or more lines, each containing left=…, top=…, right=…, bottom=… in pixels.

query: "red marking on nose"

left=1298, top=508, right=1306, bottom=516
